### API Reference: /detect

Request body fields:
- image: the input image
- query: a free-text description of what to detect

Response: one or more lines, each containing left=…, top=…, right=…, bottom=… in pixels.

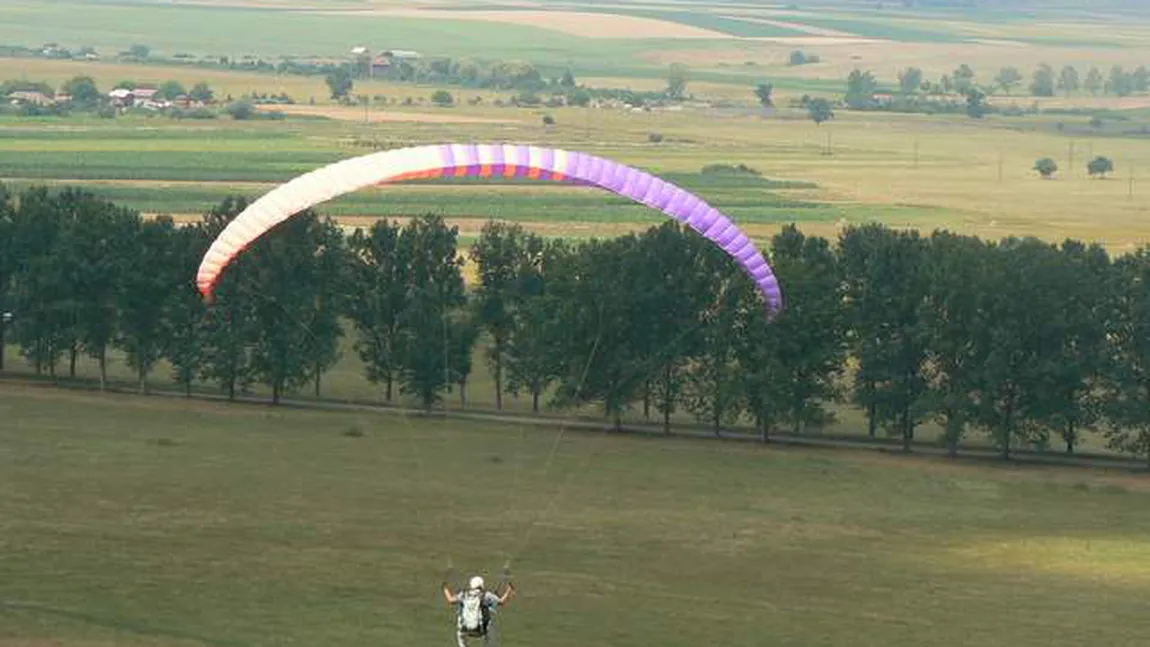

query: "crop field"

left=2, top=384, right=1150, bottom=647
left=0, top=1, right=696, bottom=72
left=4, top=77, right=1150, bottom=248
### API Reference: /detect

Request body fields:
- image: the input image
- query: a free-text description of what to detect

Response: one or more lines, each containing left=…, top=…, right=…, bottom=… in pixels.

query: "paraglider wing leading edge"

left=195, top=143, right=783, bottom=318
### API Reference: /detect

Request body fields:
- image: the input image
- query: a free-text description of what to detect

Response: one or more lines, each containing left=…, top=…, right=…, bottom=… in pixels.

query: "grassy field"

left=3, top=384, right=1150, bottom=647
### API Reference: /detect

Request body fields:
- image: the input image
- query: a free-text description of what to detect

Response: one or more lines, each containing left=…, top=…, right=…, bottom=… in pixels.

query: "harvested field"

left=723, top=16, right=861, bottom=38
left=271, top=104, right=521, bottom=124
left=310, top=8, right=733, bottom=39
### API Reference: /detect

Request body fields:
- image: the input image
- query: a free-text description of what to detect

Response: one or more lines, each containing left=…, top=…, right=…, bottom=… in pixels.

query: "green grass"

left=2, top=384, right=1150, bottom=647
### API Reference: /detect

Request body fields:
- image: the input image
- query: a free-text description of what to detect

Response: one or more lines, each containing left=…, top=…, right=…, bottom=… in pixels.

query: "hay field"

left=2, top=384, right=1150, bottom=647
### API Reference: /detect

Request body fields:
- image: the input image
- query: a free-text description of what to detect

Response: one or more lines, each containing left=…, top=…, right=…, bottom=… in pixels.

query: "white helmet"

left=469, top=576, right=485, bottom=590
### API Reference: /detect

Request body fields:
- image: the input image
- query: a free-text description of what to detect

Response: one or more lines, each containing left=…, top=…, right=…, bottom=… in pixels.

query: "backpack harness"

left=458, top=589, right=491, bottom=637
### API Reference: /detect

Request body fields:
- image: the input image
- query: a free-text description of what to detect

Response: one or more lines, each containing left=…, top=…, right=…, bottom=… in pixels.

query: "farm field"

left=2, top=74, right=1150, bottom=249
left=6, top=0, right=1150, bottom=81
left=2, top=384, right=1150, bottom=647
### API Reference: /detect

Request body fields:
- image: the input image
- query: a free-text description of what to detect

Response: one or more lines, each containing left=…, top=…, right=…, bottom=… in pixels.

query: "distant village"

left=6, top=86, right=213, bottom=111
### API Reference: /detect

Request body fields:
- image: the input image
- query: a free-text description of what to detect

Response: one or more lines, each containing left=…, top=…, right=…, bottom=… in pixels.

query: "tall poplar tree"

left=117, top=216, right=179, bottom=393
left=504, top=237, right=566, bottom=414
left=245, top=209, right=345, bottom=404
left=57, top=189, right=138, bottom=389
left=348, top=220, right=408, bottom=402
left=166, top=222, right=210, bottom=396
left=198, top=197, right=256, bottom=400
left=10, top=187, right=71, bottom=378
left=394, top=215, right=468, bottom=412
left=919, top=231, right=992, bottom=456
left=738, top=226, right=846, bottom=440
left=1035, top=240, right=1110, bottom=454
left=1103, top=248, right=1150, bottom=468
left=470, top=220, right=528, bottom=410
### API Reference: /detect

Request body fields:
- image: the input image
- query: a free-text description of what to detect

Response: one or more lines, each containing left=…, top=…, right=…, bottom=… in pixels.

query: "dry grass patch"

left=950, top=537, right=1150, bottom=586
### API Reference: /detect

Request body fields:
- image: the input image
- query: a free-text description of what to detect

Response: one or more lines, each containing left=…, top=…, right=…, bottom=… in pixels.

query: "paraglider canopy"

left=195, top=143, right=783, bottom=318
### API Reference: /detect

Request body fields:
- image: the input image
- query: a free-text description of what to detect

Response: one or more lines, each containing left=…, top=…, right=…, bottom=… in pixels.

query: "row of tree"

left=833, top=63, right=1150, bottom=118
left=887, top=62, right=1150, bottom=98
left=2, top=185, right=1150, bottom=465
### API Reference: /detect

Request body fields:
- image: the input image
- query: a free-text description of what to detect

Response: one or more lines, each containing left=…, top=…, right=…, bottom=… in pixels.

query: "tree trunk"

left=493, top=336, right=503, bottom=411
left=138, top=365, right=147, bottom=395
left=227, top=375, right=236, bottom=401
left=531, top=381, right=541, bottom=414
left=0, top=319, right=6, bottom=371
left=643, top=380, right=651, bottom=420
left=459, top=379, right=467, bottom=406
left=1065, top=418, right=1076, bottom=454
left=866, top=401, right=877, bottom=439
left=661, top=365, right=673, bottom=435
left=385, top=374, right=393, bottom=402
left=1000, top=420, right=1012, bottom=461
left=945, top=412, right=961, bottom=458
left=98, top=347, right=107, bottom=391
left=314, top=362, right=322, bottom=398
left=612, top=410, right=622, bottom=433
left=901, top=400, right=913, bottom=453
left=69, top=343, right=78, bottom=378
left=184, top=380, right=192, bottom=398
left=713, top=409, right=721, bottom=438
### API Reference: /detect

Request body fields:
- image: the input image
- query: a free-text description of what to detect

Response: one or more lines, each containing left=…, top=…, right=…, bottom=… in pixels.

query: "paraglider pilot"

left=443, top=574, right=515, bottom=646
